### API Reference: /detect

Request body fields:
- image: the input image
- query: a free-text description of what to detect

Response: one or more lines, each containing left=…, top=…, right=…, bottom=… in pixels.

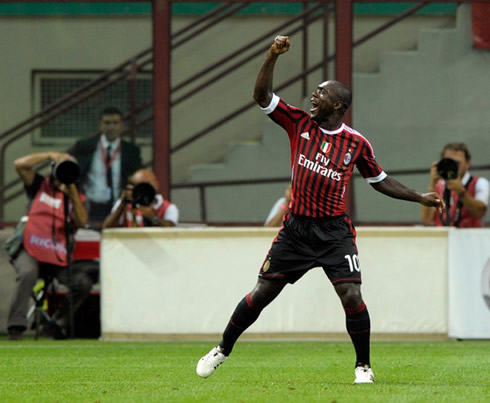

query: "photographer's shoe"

left=196, top=346, right=227, bottom=378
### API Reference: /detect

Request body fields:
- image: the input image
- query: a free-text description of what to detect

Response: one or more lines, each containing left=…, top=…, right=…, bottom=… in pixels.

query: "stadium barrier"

left=99, top=226, right=490, bottom=340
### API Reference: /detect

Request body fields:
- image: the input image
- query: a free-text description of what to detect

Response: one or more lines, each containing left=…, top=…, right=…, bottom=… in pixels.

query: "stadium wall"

left=100, top=226, right=451, bottom=339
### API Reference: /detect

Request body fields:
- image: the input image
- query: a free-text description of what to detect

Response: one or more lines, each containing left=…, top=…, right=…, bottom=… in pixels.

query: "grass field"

left=0, top=338, right=488, bottom=402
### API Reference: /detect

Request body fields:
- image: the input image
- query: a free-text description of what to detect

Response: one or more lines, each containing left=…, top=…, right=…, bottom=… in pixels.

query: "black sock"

left=219, top=294, right=262, bottom=356
left=345, top=301, right=371, bottom=367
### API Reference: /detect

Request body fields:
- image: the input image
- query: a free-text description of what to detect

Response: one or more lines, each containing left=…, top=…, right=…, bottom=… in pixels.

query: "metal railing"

left=174, top=164, right=490, bottom=223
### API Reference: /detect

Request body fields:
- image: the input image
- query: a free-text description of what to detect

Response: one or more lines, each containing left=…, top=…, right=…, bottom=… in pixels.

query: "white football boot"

left=354, top=365, right=375, bottom=384
left=196, top=346, right=228, bottom=378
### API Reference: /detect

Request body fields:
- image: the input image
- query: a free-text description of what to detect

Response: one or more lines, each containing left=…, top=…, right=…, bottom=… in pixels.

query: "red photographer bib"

left=23, top=178, right=69, bottom=266
left=124, top=199, right=172, bottom=227
left=434, top=177, right=481, bottom=228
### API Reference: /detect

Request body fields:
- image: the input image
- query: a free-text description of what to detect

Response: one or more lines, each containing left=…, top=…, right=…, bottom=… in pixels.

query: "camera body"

left=436, top=158, right=459, bottom=180
left=52, top=159, right=80, bottom=185
left=132, top=182, right=156, bottom=206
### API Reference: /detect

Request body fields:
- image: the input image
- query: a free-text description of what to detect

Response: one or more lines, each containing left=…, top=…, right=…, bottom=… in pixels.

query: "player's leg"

left=197, top=217, right=309, bottom=378
left=219, top=277, right=287, bottom=355
left=317, top=215, right=374, bottom=383
left=334, top=282, right=374, bottom=383
left=196, top=277, right=287, bottom=378
left=7, top=249, right=40, bottom=340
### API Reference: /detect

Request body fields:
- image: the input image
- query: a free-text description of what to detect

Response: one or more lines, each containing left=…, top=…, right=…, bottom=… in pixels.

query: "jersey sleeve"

left=355, top=139, right=387, bottom=183
left=260, top=94, right=307, bottom=142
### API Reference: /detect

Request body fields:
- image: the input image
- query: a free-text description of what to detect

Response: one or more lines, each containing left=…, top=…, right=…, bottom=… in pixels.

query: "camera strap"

left=453, top=176, right=473, bottom=228
left=441, top=176, right=473, bottom=227
left=443, top=187, right=451, bottom=226
left=125, top=203, right=144, bottom=227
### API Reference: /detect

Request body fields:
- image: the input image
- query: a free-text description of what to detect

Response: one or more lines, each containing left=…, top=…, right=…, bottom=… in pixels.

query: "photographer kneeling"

left=102, top=169, right=179, bottom=228
left=421, top=142, right=488, bottom=227
left=6, top=152, right=93, bottom=340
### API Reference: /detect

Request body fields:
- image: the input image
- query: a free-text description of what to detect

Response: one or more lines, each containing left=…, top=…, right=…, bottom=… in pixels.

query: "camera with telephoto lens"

left=132, top=182, right=156, bottom=206
left=436, top=158, right=459, bottom=180
left=52, top=159, right=80, bottom=185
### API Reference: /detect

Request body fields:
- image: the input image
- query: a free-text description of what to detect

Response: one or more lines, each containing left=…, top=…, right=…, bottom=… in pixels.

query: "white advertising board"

left=448, top=229, right=490, bottom=339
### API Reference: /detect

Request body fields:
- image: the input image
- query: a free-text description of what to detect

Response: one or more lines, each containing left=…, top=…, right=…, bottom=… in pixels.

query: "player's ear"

left=334, top=100, right=343, bottom=111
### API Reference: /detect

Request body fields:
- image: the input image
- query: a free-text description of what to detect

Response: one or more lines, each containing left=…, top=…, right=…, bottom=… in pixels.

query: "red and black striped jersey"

left=262, top=94, right=386, bottom=217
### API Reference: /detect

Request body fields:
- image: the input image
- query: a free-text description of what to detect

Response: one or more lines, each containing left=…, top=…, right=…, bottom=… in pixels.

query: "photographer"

left=7, top=152, right=94, bottom=340
left=421, top=143, right=488, bottom=227
left=264, top=184, right=291, bottom=227
left=102, top=169, right=179, bottom=228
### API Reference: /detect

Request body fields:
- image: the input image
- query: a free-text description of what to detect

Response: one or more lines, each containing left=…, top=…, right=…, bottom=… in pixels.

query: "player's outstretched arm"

left=371, top=176, right=444, bottom=213
left=253, top=35, right=290, bottom=108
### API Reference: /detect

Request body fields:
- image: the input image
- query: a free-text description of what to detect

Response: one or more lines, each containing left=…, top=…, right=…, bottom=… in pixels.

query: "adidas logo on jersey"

left=300, top=132, right=310, bottom=140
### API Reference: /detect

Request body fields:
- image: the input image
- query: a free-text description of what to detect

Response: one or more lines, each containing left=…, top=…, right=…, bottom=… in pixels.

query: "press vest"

left=123, top=198, right=172, bottom=227
left=23, top=178, right=69, bottom=266
left=434, top=176, right=482, bottom=228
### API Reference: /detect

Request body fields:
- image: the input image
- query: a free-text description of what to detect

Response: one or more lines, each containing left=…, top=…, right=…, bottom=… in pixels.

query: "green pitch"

left=0, top=339, right=488, bottom=402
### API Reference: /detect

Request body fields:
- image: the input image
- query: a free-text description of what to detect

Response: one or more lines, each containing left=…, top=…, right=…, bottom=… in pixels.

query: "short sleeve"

left=475, top=177, right=489, bottom=206
left=355, top=141, right=386, bottom=183
left=260, top=94, right=309, bottom=142
left=162, top=203, right=179, bottom=225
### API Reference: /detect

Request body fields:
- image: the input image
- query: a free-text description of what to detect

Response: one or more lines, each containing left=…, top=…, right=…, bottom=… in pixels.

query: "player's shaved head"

left=328, top=80, right=352, bottom=113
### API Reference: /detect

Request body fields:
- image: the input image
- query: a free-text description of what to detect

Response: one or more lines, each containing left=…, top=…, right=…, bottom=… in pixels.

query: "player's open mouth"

left=310, top=100, right=318, bottom=114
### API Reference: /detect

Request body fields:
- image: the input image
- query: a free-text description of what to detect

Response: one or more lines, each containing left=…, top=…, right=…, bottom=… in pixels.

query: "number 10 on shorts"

left=344, top=254, right=360, bottom=272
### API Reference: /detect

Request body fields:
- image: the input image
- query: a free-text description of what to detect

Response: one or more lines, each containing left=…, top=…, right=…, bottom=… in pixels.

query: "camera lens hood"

left=53, top=159, right=80, bottom=185
left=436, top=158, right=459, bottom=180
left=132, top=182, right=156, bottom=206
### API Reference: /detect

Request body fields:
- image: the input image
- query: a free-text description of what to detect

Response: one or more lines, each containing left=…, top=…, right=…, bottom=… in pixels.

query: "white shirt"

left=442, top=171, right=489, bottom=207
left=85, top=135, right=122, bottom=203
left=264, top=197, right=286, bottom=226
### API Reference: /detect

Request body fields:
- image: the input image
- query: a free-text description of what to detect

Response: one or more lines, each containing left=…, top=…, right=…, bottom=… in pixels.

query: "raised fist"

left=271, top=36, right=290, bottom=55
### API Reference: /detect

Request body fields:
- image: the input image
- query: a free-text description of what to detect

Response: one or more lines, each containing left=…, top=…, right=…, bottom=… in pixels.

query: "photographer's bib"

left=124, top=198, right=172, bottom=227
left=434, top=176, right=481, bottom=228
left=23, top=178, right=69, bottom=266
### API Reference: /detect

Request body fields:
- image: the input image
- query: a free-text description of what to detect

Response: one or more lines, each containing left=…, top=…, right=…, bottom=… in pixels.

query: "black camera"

left=132, top=182, right=156, bottom=206
left=436, top=158, right=459, bottom=180
left=52, top=159, right=80, bottom=185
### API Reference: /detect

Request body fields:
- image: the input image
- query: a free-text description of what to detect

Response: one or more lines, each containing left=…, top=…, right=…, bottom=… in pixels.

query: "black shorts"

left=259, top=213, right=361, bottom=285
